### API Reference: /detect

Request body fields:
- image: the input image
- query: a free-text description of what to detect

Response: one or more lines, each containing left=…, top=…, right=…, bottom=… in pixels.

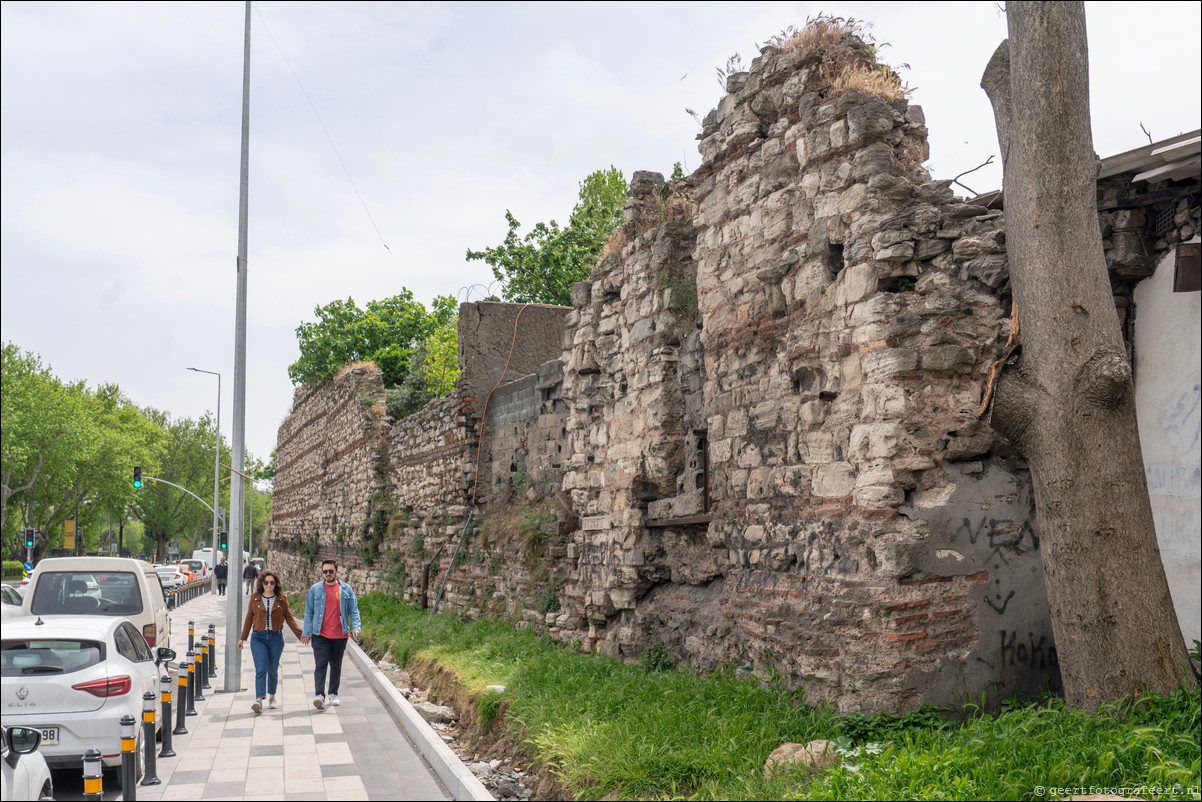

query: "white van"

left=20, top=557, right=171, bottom=651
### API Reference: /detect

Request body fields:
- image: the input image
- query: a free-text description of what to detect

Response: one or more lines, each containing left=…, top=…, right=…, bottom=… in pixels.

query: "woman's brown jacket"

left=239, top=593, right=304, bottom=640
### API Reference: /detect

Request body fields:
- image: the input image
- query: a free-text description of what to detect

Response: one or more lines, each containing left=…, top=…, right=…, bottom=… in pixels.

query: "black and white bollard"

left=193, top=648, right=206, bottom=703
left=201, top=630, right=211, bottom=691
left=120, top=714, right=137, bottom=800
left=173, top=665, right=189, bottom=735
left=160, top=674, right=176, bottom=756
left=208, top=624, right=218, bottom=679
left=185, top=648, right=197, bottom=716
left=82, top=748, right=103, bottom=801
left=139, top=691, right=160, bottom=786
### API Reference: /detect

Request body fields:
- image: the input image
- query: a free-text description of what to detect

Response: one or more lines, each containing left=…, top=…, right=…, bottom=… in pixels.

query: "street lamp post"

left=187, top=367, right=221, bottom=596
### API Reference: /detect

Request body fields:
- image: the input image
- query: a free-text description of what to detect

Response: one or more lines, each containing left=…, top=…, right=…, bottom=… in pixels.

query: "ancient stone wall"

left=271, top=30, right=1198, bottom=714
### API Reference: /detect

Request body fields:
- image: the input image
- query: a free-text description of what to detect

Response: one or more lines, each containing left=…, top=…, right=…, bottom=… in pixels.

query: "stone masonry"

left=271, top=27, right=1199, bottom=714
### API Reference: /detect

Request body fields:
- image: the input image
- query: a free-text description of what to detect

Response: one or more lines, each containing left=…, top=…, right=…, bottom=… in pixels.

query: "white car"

left=155, top=567, right=185, bottom=590
left=0, top=585, right=22, bottom=619
left=1, top=726, right=53, bottom=802
left=1, top=615, right=175, bottom=787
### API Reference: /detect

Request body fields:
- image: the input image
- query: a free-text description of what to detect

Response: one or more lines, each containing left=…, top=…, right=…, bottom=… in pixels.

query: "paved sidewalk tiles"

left=135, top=590, right=452, bottom=802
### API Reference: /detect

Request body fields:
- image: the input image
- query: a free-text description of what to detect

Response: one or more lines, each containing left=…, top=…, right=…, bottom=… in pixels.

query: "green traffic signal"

left=24, top=529, right=35, bottom=548
left=133, top=466, right=142, bottom=488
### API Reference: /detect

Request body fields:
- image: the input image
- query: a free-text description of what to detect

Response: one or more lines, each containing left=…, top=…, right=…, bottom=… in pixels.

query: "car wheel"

left=40, top=779, right=53, bottom=799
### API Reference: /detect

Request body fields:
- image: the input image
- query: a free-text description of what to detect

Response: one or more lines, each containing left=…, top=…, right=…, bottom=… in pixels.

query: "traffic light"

left=133, top=466, right=142, bottom=489
left=220, top=532, right=228, bottom=550
left=24, top=528, right=35, bottom=548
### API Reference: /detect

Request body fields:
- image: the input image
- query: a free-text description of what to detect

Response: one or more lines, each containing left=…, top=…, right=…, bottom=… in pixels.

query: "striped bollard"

left=201, top=630, right=211, bottom=690
left=82, top=747, right=103, bottom=800
left=173, top=665, right=188, bottom=735
left=120, top=714, right=137, bottom=800
left=159, top=674, right=176, bottom=756
left=188, top=620, right=195, bottom=653
left=193, top=648, right=206, bottom=702
left=139, top=691, right=160, bottom=786
left=185, top=649, right=197, bottom=716
left=208, top=625, right=218, bottom=678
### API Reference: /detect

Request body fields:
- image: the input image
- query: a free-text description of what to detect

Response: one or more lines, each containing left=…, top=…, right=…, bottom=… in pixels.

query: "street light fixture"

left=187, top=367, right=221, bottom=594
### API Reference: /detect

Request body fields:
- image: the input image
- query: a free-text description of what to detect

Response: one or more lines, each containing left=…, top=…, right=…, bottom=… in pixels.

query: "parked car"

left=171, top=563, right=197, bottom=583
left=0, top=725, right=53, bottom=802
left=155, top=566, right=185, bottom=590
left=1, top=615, right=174, bottom=785
left=179, top=559, right=208, bottom=581
left=0, top=585, right=22, bottom=619
left=21, top=557, right=171, bottom=650
left=250, top=557, right=265, bottom=573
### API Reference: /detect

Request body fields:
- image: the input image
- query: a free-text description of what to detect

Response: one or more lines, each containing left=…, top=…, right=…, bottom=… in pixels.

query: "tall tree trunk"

left=981, top=1, right=1193, bottom=709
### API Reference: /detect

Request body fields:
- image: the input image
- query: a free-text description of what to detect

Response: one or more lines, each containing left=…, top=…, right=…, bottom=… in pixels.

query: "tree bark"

left=981, top=1, right=1193, bottom=709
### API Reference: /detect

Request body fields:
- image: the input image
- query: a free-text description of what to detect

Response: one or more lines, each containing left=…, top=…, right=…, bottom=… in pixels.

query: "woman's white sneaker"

left=329, top=694, right=340, bottom=707
left=313, top=695, right=325, bottom=709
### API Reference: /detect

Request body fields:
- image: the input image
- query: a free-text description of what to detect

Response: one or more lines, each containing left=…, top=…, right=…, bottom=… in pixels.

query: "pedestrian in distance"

left=301, top=559, right=361, bottom=709
left=242, top=560, right=259, bottom=595
left=237, top=570, right=303, bottom=714
left=215, top=559, right=229, bottom=596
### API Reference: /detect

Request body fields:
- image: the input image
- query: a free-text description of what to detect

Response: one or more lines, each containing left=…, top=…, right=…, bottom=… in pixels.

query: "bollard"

left=82, top=747, right=103, bottom=801
left=185, top=648, right=197, bottom=716
left=139, top=691, right=160, bottom=786
left=159, top=674, right=176, bottom=756
left=173, top=664, right=189, bottom=735
left=193, top=648, right=206, bottom=702
left=120, top=714, right=137, bottom=800
left=188, top=620, right=195, bottom=653
left=208, top=625, right=218, bottom=678
left=200, top=630, right=211, bottom=690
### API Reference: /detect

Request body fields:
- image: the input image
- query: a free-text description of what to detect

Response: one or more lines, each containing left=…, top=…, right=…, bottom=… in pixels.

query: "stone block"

left=847, top=102, right=895, bottom=141
left=874, top=241, right=915, bottom=262
left=849, top=422, right=905, bottom=460
left=813, top=462, right=856, bottom=497
left=921, top=344, right=976, bottom=373
left=581, top=516, right=611, bottom=531
left=863, top=348, right=918, bottom=380
left=840, top=263, right=877, bottom=305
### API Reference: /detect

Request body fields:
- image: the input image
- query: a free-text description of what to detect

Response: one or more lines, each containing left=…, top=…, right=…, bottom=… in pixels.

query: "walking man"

left=215, top=559, right=229, bottom=596
left=243, top=560, right=258, bottom=595
left=301, top=559, right=361, bottom=709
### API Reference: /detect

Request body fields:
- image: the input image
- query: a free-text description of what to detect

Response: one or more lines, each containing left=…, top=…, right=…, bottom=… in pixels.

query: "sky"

left=2, top=1, right=1200, bottom=463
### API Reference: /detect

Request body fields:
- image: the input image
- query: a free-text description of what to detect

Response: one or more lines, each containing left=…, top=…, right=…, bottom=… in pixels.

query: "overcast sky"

left=3, top=1, right=1199, bottom=463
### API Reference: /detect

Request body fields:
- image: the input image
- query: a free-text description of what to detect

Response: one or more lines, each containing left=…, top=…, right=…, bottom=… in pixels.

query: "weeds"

left=360, top=593, right=1201, bottom=801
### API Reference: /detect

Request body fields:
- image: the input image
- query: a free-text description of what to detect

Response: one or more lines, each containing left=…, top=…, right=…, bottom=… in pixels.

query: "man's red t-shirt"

left=319, top=581, right=345, bottom=639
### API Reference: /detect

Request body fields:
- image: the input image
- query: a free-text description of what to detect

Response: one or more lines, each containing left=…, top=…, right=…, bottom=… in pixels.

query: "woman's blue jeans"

left=249, top=630, right=284, bottom=698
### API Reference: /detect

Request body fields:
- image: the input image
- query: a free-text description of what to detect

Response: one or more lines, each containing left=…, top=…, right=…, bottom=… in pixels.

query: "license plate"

left=39, top=727, right=59, bottom=745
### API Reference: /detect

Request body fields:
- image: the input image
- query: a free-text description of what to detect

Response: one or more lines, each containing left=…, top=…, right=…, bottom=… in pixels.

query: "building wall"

left=1135, top=240, right=1202, bottom=644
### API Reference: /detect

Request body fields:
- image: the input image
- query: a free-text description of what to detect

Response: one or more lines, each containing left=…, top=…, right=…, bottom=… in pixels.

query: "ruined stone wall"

left=272, top=32, right=1197, bottom=716
left=270, top=364, right=389, bottom=597
left=546, top=38, right=1058, bottom=714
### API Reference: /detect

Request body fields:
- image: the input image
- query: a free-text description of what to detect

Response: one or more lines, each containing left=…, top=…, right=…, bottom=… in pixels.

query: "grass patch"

left=360, top=594, right=1201, bottom=801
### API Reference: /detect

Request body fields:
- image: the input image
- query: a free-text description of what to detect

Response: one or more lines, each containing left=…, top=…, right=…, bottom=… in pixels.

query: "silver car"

left=1, top=615, right=174, bottom=786
left=0, top=726, right=53, bottom=801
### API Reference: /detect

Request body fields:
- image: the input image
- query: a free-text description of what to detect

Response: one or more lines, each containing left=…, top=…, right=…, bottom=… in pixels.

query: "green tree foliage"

left=466, top=167, right=628, bottom=305
left=289, top=290, right=457, bottom=389
left=422, top=314, right=459, bottom=396
left=132, top=410, right=228, bottom=563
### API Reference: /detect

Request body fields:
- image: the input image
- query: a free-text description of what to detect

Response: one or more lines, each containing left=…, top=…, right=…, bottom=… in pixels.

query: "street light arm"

left=139, top=475, right=217, bottom=517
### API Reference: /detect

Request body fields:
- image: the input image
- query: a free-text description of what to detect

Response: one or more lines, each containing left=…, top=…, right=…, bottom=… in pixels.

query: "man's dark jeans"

left=312, top=634, right=349, bottom=697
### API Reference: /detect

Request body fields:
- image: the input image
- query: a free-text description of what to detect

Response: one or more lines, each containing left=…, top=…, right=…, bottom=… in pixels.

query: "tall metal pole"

left=226, top=0, right=250, bottom=693
left=187, top=367, right=221, bottom=595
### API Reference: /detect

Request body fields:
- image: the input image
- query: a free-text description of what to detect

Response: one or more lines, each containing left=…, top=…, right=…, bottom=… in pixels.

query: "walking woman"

left=237, top=570, right=303, bottom=714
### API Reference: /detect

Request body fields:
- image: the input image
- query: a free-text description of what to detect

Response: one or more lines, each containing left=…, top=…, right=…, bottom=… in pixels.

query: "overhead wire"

left=252, top=2, right=391, bottom=252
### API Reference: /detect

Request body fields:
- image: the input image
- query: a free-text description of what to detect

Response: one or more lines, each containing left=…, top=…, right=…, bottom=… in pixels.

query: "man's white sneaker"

left=329, top=694, right=340, bottom=707
left=268, top=698, right=278, bottom=709
left=313, top=695, right=324, bottom=710
left=251, top=700, right=262, bottom=714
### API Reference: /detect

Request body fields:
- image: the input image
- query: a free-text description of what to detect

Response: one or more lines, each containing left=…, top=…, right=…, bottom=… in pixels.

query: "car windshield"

left=29, top=571, right=144, bottom=616
left=1, top=638, right=104, bottom=676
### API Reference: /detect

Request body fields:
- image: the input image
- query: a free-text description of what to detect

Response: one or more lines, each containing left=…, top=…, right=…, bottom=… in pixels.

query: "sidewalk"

left=136, top=588, right=472, bottom=801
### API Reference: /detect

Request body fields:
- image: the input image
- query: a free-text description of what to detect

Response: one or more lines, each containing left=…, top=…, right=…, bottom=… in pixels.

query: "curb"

left=347, top=639, right=494, bottom=801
